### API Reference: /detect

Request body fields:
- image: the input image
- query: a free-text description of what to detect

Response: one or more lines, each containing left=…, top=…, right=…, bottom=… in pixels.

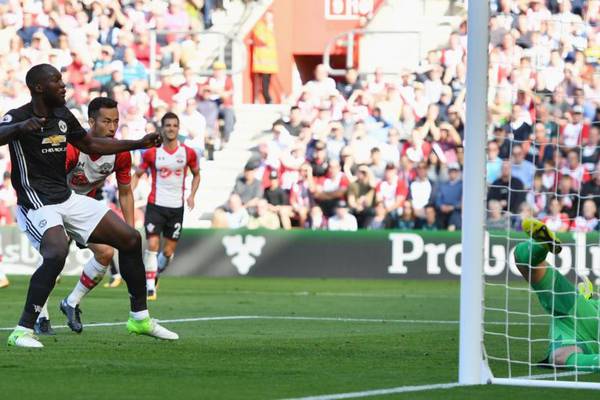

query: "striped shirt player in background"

left=57, top=97, right=135, bottom=334
left=34, top=97, right=134, bottom=334
left=135, top=112, right=200, bottom=300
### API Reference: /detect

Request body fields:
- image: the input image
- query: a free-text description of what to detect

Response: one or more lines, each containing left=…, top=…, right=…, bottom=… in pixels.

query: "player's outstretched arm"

left=0, top=117, right=46, bottom=146
left=514, top=218, right=561, bottom=284
left=70, top=133, right=162, bottom=155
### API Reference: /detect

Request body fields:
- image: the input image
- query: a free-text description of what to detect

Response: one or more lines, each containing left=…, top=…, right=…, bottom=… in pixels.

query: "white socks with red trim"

left=144, top=250, right=158, bottom=292
left=67, top=258, right=108, bottom=307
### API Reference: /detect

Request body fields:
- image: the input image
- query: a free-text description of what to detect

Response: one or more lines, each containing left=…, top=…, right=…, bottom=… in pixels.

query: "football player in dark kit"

left=0, top=64, right=178, bottom=347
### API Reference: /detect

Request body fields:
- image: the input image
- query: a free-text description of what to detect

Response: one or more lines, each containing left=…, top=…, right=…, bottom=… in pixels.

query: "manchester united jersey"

left=139, top=143, right=198, bottom=208
left=65, top=144, right=132, bottom=198
left=0, top=103, right=86, bottom=209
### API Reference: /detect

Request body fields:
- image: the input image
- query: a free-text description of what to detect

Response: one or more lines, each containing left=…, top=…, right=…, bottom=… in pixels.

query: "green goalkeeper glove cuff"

left=514, top=240, right=548, bottom=267
left=565, top=352, right=600, bottom=371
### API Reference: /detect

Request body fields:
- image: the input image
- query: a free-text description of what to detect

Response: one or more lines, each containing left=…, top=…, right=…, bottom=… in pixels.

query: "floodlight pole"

left=459, top=0, right=489, bottom=385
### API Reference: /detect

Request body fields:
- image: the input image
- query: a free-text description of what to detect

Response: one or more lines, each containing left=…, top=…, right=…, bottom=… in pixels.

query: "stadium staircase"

left=189, top=0, right=273, bottom=74
left=184, top=104, right=288, bottom=228
left=181, top=0, right=278, bottom=228
left=359, top=0, right=464, bottom=71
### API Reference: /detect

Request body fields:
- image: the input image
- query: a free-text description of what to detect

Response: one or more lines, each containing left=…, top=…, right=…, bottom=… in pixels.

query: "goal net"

left=460, top=0, right=600, bottom=389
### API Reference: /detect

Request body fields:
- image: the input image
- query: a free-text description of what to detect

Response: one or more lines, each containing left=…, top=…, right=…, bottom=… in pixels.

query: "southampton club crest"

left=146, top=223, right=155, bottom=234
left=222, top=235, right=266, bottom=275
left=98, top=162, right=113, bottom=175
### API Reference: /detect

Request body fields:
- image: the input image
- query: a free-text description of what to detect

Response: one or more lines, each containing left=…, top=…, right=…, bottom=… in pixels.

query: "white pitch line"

left=201, top=290, right=525, bottom=302
left=0, top=315, right=455, bottom=331
left=0, top=315, right=547, bottom=332
left=281, top=369, right=597, bottom=400
left=211, top=290, right=455, bottom=299
left=280, top=382, right=464, bottom=400
left=519, top=370, right=591, bottom=380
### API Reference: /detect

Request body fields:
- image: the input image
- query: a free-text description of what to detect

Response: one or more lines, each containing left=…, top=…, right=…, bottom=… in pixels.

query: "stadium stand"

left=0, top=0, right=598, bottom=232
left=216, top=0, right=599, bottom=231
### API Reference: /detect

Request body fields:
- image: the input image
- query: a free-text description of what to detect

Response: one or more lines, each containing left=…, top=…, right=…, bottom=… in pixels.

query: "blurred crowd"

left=0, top=0, right=243, bottom=226
left=0, top=0, right=599, bottom=233
left=214, top=0, right=600, bottom=232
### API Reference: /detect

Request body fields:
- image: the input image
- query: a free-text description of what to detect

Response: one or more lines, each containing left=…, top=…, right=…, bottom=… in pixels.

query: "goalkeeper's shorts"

left=532, top=267, right=600, bottom=357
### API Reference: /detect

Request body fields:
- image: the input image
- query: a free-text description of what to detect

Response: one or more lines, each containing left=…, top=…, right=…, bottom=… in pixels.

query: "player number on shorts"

left=173, top=223, right=182, bottom=239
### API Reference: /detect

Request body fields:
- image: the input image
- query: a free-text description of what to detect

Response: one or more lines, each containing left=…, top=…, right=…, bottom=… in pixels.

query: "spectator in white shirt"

left=224, top=193, right=250, bottom=229
left=328, top=200, right=358, bottom=231
left=381, top=128, right=401, bottom=167
left=397, top=69, right=416, bottom=105
left=173, top=68, right=200, bottom=104
left=303, top=64, right=337, bottom=101
left=511, top=144, right=536, bottom=189
left=308, top=206, right=327, bottom=230
left=326, top=123, right=347, bottom=162
left=562, top=105, right=586, bottom=148
left=526, top=0, right=552, bottom=31
left=542, top=50, right=565, bottom=91
left=553, top=0, right=583, bottom=25
left=571, top=199, right=599, bottom=233
left=181, top=98, right=207, bottom=157
left=525, top=31, right=551, bottom=67
left=410, top=162, right=433, bottom=219
left=424, top=64, right=443, bottom=104
left=266, top=120, right=293, bottom=167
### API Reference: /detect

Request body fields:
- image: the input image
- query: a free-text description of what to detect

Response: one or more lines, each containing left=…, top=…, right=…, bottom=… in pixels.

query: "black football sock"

left=19, top=259, right=63, bottom=329
left=118, top=249, right=148, bottom=312
left=109, top=259, right=119, bottom=276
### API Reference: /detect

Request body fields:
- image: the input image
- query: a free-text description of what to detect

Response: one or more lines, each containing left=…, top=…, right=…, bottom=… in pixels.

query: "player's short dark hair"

left=88, top=97, right=118, bottom=119
left=25, top=64, right=58, bottom=92
left=161, top=112, right=179, bottom=126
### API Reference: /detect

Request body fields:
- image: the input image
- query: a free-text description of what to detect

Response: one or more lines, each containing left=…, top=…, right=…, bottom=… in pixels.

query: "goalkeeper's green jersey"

left=533, top=268, right=600, bottom=356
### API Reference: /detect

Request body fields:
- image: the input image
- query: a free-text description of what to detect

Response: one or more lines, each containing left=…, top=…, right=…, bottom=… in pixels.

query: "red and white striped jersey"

left=65, top=144, right=132, bottom=198
left=139, top=143, right=198, bottom=208
left=376, top=177, right=408, bottom=209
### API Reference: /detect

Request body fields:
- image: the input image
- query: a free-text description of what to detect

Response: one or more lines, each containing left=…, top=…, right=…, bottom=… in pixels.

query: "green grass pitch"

left=0, top=276, right=598, bottom=399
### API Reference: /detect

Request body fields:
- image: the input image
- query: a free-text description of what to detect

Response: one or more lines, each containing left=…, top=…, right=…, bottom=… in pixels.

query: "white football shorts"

left=16, top=192, right=110, bottom=251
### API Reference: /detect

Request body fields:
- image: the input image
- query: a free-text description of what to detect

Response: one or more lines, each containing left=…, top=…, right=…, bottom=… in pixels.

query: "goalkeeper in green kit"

left=514, top=218, right=600, bottom=370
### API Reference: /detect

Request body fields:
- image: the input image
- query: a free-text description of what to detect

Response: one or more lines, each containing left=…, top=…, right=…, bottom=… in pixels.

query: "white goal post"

left=459, top=0, right=600, bottom=390
left=458, top=0, right=489, bottom=386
